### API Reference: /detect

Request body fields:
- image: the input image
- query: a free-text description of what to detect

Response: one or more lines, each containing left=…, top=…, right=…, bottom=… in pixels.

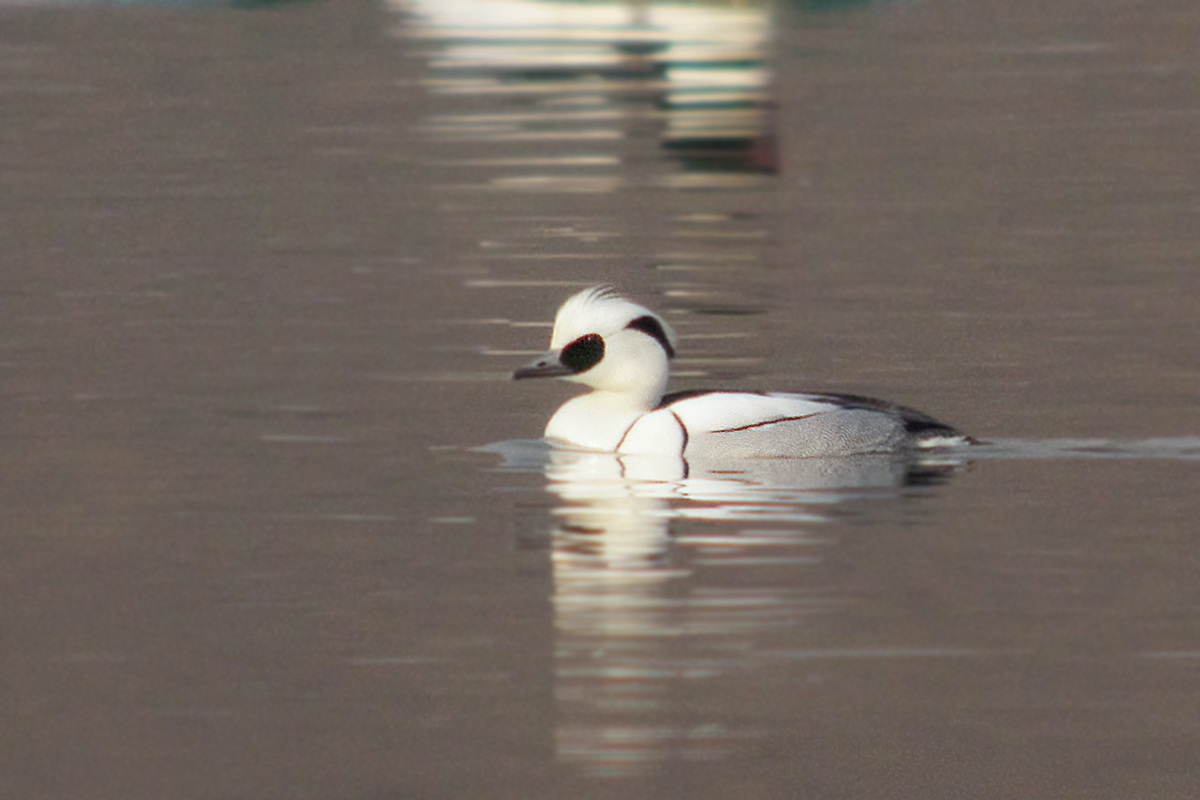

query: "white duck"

left=513, top=286, right=971, bottom=459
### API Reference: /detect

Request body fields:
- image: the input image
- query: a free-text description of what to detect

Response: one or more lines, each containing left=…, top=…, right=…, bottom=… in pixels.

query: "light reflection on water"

left=476, top=436, right=1200, bottom=775
left=392, top=0, right=778, bottom=185
left=482, top=440, right=970, bottom=775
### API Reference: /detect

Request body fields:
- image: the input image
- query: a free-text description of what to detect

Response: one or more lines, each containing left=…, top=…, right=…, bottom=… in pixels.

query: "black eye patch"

left=560, top=333, right=605, bottom=373
left=626, top=315, right=675, bottom=359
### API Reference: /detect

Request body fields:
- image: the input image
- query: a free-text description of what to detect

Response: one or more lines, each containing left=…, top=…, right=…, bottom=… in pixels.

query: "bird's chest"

left=544, top=396, right=647, bottom=452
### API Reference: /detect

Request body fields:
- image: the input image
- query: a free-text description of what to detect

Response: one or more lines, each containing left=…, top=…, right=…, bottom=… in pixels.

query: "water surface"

left=2, top=0, right=1198, bottom=797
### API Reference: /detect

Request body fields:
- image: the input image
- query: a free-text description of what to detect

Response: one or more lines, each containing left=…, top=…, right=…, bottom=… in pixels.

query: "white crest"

left=550, top=285, right=677, bottom=353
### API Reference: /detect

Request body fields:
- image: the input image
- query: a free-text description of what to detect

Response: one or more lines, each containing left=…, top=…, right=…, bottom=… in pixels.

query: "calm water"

left=2, top=0, right=1199, bottom=797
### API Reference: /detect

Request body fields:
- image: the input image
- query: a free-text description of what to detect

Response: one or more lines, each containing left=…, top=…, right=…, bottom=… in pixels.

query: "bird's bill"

left=513, top=351, right=572, bottom=380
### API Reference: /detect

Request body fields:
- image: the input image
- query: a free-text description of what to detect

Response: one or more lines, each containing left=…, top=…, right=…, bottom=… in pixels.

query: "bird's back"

left=638, top=390, right=966, bottom=459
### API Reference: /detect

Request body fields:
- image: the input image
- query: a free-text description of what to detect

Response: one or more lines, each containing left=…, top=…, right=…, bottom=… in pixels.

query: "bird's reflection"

left=487, top=441, right=966, bottom=775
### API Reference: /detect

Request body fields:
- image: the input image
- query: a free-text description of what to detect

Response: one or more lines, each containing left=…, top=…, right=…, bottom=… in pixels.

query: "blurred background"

left=2, top=0, right=1198, bottom=797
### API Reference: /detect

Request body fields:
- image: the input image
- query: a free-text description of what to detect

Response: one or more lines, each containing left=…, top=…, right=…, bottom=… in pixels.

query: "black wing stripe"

left=712, top=414, right=819, bottom=434
left=669, top=410, right=689, bottom=454
left=614, top=419, right=639, bottom=452
left=669, top=410, right=689, bottom=479
left=657, top=388, right=768, bottom=409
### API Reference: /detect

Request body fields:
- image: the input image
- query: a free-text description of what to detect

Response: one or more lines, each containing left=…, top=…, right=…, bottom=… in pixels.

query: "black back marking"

left=626, top=315, right=675, bottom=359
left=560, top=333, right=605, bottom=373
left=814, top=392, right=963, bottom=439
left=656, top=388, right=737, bottom=408
left=669, top=409, right=689, bottom=454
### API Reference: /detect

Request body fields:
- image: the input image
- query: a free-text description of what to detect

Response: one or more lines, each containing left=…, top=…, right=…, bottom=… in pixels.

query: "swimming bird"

left=513, top=286, right=971, bottom=459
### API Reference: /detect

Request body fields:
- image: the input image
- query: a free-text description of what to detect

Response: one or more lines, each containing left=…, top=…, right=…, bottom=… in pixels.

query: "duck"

left=512, top=286, right=972, bottom=459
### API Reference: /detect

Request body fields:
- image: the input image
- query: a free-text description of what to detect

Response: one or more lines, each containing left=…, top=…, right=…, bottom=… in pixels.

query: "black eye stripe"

left=626, top=315, right=675, bottom=359
left=560, top=333, right=605, bottom=373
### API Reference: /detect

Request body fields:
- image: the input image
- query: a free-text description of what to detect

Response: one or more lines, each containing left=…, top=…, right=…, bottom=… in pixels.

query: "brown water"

left=3, top=1, right=1199, bottom=797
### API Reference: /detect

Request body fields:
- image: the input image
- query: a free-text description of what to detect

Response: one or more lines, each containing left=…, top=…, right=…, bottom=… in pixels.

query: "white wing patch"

left=669, top=392, right=838, bottom=433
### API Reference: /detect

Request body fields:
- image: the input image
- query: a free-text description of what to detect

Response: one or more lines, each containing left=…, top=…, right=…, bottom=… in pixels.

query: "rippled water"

left=3, top=0, right=1199, bottom=797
